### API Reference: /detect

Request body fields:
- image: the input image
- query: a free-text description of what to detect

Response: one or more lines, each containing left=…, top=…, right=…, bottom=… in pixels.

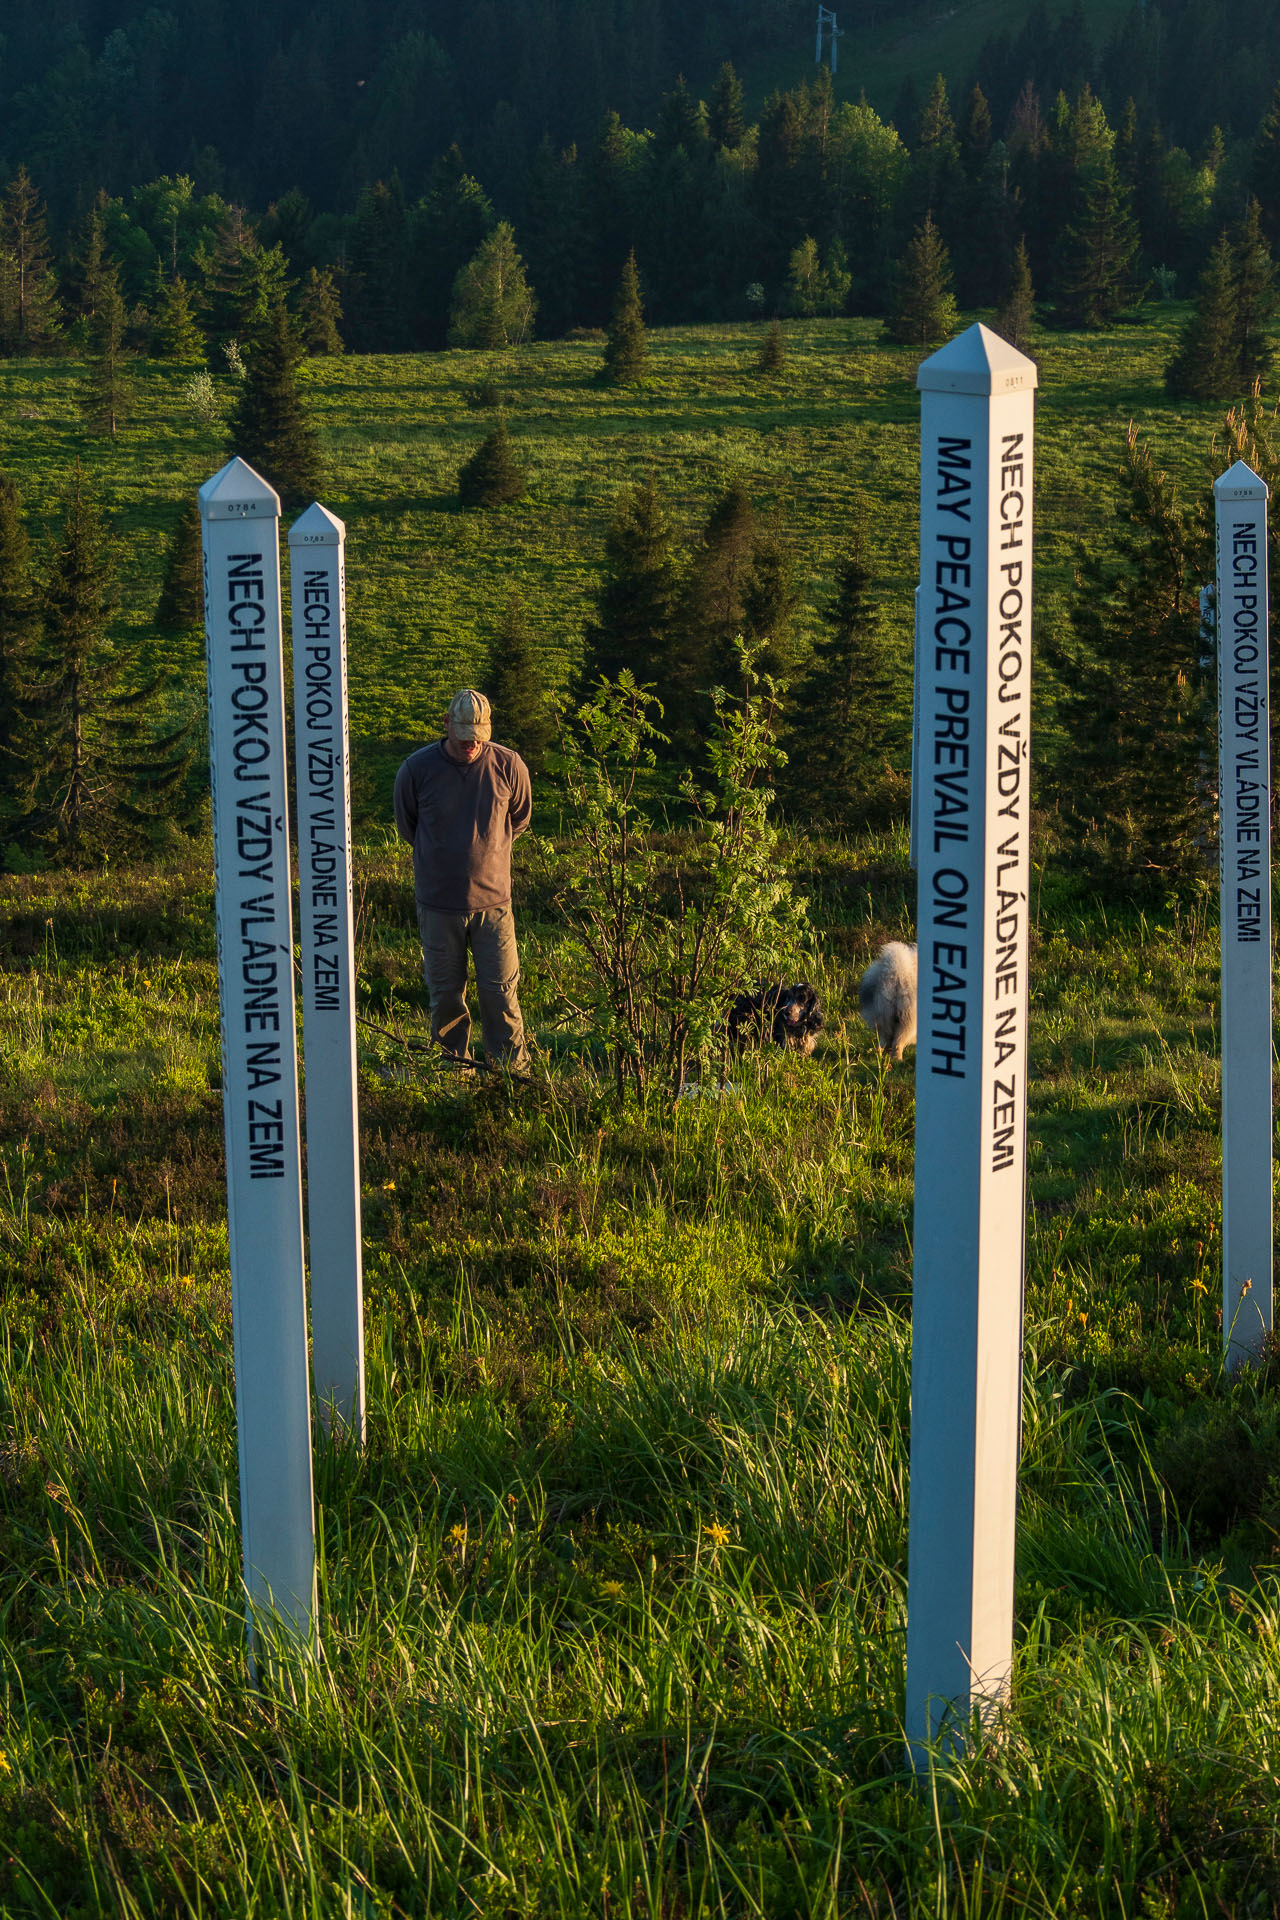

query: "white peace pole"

left=906, top=325, right=1036, bottom=1760
left=289, top=504, right=366, bottom=1437
left=200, top=457, right=317, bottom=1652
left=1215, top=462, right=1273, bottom=1370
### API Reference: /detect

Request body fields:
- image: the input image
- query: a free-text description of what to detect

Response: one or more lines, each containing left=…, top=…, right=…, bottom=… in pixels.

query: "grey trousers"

left=415, top=904, right=529, bottom=1072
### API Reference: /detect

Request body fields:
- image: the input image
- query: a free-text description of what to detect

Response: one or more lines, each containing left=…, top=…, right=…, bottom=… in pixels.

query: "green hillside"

left=0, top=305, right=1209, bottom=815
left=743, top=0, right=1135, bottom=118
left=5, top=314, right=1280, bottom=1914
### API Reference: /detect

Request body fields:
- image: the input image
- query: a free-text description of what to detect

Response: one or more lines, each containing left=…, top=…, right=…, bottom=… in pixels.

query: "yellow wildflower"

left=383, top=1181, right=396, bottom=1192
left=601, top=1580, right=625, bottom=1599
left=703, top=1522, right=731, bottom=1549
left=447, top=1523, right=468, bottom=1547
left=0, top=1750, right=10, bottom=1774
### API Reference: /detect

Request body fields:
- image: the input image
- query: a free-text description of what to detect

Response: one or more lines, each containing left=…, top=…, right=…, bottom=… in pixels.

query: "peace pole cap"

left=448, top=688, right=492, bottom=741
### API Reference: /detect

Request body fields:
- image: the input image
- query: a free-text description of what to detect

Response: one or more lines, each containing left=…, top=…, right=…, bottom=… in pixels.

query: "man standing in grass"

left=394, top=689, right=532, bottom=1073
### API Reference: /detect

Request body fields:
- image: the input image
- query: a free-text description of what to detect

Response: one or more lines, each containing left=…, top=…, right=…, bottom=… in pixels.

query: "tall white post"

left=200, top=457, right=317, bottom=1651
left=1215, top=462, right=1273, bottom=1370
left=289, top=504, right=366, bottom=1437
left=906, top=325, right=1036, bottom=1759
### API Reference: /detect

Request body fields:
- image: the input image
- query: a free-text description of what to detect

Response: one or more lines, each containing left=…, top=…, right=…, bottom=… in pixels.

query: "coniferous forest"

left=3, top=0, right=1280, bottom=349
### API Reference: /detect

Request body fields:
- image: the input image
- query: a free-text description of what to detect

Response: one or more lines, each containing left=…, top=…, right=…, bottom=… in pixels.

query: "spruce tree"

left=485, top=600, right=554, bottom=774
left=16, top=467, right=192, bottom=858
left=84, top=266, right=131, bottom=436
left=447, top=221, right=537, bottom=349
left=1165, top=233, right=1240, bottom=401
left=457, top=415, right=526, bottom=508
left=708, top=63, right=746, bottom=150
left=300, top=267, right=344, bottom=354
left=884, top=213, right=959, bottom=347
left=226, top=298, right=322, bottom=507
left=0, top=167, right=62, bottom=355
left=1055, top=158, right=1139, bottom=328
left=601, top=249, right=648, bottom=386
left=0, top=473, right=38, bottom=788
left=993, top=238, right=1036, bottom=352
left=678, top=482, right=797, bottom=742
left=151, top=274, right=204, bottom=360
left=66, top=195, right=109, bottom=337
left=1251, top=81, right=1280, bottom=248
left=1047, top=426, right=1205, bottom=882
left=757, top=319, right=786, bottom=375
left=584, top=473, right=679, bottom=687
left=343, top=180, right=409, bottom=352
left=779, top=525, right=905, bottom=827
left=156, top=500, right=205, bottom=634
left=193, top=207, right=257, bottom=351
left=1234, top=198, right=1277, bottom=389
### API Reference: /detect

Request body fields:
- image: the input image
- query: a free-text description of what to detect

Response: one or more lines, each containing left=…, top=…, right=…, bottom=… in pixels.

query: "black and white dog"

left=858, top=942, right=917, bottom=1063
left=727, top=982, right=825, bottom=1055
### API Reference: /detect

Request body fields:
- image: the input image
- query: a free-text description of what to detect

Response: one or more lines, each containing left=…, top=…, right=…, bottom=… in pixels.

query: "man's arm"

left=393, top=759, right=418, bottom=844
left=508, top=754, right=532, bottom=840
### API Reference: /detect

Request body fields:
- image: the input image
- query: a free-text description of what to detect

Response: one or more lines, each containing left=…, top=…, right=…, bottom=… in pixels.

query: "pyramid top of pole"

left=288, top=502, right=347, bottom=547
left=1215, top=458, right=1269, bottom=501
left=917, top=322, right=1037, bottom=396
left=199, top=457, right=282, bottom=522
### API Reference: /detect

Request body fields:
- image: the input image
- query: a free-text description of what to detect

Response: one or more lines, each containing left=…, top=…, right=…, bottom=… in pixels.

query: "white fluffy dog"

left=858, top=941, right=917, bottom=1063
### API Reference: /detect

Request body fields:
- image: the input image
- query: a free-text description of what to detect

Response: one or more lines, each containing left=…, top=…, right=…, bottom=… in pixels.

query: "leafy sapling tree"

left=551, top=655, right=809, bottom=1099
left=601, top=249, right=648, bottom=385
left=448, top=221, right=537, bottom=348
left=15, top=467, right=193, bottom=859
left=885, top=212, right=959, bottom=347
left=227, top=296, right=322, bottom=507
left=457, top=414, right=526, bottom=507
left=785, top=237, right=851, bottom=316
left=485, top=599, right=555, bottom=774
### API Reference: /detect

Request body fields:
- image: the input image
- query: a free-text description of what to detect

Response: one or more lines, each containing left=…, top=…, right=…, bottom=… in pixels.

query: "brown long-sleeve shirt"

left=393, top=739, right=532, bottom=912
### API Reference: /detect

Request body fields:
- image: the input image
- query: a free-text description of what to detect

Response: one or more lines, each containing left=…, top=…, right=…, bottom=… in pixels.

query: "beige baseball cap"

left=447, top=688, right=492, bottom=741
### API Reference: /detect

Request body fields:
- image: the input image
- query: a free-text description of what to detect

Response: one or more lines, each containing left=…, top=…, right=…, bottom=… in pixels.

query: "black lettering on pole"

left=988, top=433, right=1029, bottom=1170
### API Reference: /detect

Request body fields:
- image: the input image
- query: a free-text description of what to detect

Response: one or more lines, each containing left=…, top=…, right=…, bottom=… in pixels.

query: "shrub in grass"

left=550, top=654, right=809, bottom=1098
left=457, top=414, right=525, bottom=508
left=756, top=317, right=785, bottom=373
left=601, top=249, right=648, bottom=386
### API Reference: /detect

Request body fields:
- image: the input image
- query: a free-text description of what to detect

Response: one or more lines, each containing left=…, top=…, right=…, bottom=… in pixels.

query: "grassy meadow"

left=3, top=315, right=1280, bottom=1916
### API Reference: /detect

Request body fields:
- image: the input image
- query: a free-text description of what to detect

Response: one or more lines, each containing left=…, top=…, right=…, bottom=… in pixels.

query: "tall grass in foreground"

left=3, top=834, right=1280, bottom=1915
left=4, top=1282, right=1280, bottom=1916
